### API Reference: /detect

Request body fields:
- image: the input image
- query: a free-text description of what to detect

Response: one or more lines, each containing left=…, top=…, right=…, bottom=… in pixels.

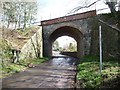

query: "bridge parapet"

left=41, top=10, right=96, bottom=26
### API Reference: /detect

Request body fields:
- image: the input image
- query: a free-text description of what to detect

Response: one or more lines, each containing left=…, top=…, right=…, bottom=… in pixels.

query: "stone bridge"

left=41, top=10, right=96, bottom=58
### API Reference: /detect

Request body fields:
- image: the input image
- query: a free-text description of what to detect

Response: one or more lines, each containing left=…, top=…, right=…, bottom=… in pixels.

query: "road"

left=2, top=56, right=77, bottom=88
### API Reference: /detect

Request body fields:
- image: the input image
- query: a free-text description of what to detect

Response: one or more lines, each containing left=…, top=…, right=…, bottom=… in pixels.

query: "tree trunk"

left=23, top=5, right=27, bottom=30
left=36, top=33, right=41, bottom=58
left=7, top=19, right=10, bottom=28
left=15, top=21, right=17, bottom=30
left=118, top=1, right=120, bottom=29
left=107, top=2, right=116, bottom=12
left=118, top=1, right=120, bottom=11
left=23, top=11, right=27, bottom=30
left=29, top=15, right=32, bottom=27
left=18, top=15, right=21, bottom=29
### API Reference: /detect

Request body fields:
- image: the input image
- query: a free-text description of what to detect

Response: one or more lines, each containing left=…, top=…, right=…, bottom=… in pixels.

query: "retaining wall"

left=19, top=27, right=43, bottom=60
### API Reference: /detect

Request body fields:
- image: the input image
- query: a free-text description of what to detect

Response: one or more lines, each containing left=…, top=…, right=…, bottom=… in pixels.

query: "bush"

left=0, top=39, right=13, bottom=77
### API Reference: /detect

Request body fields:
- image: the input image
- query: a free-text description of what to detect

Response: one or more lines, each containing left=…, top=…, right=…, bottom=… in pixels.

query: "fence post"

left=99, top=25, right=102, bottom=75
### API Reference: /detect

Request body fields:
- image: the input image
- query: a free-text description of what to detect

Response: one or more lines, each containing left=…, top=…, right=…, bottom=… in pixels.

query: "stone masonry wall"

left=101, top=23, right=119, bottom=60
left=42, top=18, right=94, bottom=58
left=19, top=27, right=43, bottom=60
left=90, top=17, right=120, bottom=60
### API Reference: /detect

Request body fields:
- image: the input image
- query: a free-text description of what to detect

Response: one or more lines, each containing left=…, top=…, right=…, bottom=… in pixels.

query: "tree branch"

left=67, top=0, right=101, bottom=14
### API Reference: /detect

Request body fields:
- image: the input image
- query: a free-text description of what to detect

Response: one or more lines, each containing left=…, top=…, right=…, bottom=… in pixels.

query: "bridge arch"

left=47, top=26, right=84, bottom=58
left=48, top=23, right=85, bottom=36
left=42, top=10, right=96, bottom=58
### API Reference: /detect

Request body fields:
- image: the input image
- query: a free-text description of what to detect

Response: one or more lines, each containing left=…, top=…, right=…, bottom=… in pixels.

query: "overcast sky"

left=37, top=0, right=110, bottom=21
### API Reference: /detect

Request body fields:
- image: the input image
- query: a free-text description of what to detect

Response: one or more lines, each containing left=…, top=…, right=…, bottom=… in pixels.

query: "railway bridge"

left=41, top=10, right=96, bottom=58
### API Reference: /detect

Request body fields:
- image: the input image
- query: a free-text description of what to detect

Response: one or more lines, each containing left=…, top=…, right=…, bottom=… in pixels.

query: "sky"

left=37, top=0, right=80, bottom=20
left=55, top=36, right=77, bottom=48
left=37, top=0, right=110, bottom=21
left=36, top=0, right=110, bottom=47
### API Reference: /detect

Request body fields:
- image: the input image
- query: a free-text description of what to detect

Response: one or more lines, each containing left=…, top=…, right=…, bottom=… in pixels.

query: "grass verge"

left=76, top=55, right=120, bottom=88
left=0, top=57, right=48, bottom=78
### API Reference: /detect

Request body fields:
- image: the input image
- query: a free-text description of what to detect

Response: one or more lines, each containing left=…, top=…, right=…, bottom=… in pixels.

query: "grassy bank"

left=77, top=55, right=120, bottom=88
left=0, top=57, right=47, bottom=78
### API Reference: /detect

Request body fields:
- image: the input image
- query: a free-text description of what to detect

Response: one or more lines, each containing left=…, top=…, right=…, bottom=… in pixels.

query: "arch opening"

left=46, top=26, right=84, bottom=58
left=52, top=36, right=77, bottom=57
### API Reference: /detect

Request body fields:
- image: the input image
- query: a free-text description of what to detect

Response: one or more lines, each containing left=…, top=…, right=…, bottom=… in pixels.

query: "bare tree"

left=105, top=0, right=117, bottom=14
left=3, top=2, right=16, bottom=28
left=2, top=1, right=37, bottom=30
left=118, top=0, right=120, bottom=11
left=67, top=0, right=101, bottom=14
